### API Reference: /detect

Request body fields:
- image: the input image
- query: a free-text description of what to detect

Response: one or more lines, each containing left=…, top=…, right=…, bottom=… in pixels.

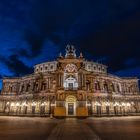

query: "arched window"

left=26, top=84, right=30, bottom=92
left=111, top=83, right=115, bottom=92
left=21, top=85, right=24, bottom=92
left=34, top=83, right=39, bottom=91
left=117, top=84, right=120, bottom=92
left=104, top=82, right=108, bottom=92
left=41, top=82, right=46, bottom=90
left=86, top=80, right=91, bottom=91
left=95, top=82, right=100, bottom=90
left=64, top=64, right=78, bottom=90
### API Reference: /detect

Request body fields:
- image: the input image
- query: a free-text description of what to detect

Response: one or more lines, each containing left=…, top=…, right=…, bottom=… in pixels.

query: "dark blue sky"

left=0, top=0, right=140, bottom=88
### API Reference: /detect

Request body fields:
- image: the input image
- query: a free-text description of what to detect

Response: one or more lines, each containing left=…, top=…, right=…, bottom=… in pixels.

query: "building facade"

left=0, top=45, right=140, bottom=117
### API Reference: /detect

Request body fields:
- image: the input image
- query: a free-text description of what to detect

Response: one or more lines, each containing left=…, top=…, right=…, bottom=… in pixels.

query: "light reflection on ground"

left=0, top=116, right=140, bottom=140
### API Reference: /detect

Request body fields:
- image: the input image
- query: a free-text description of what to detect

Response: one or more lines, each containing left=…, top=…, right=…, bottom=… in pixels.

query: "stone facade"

left=0, top=45, right=140, bottom=117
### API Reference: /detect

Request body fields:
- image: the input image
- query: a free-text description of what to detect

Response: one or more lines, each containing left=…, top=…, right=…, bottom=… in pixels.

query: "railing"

left=64, top=87, right=78, bottom=91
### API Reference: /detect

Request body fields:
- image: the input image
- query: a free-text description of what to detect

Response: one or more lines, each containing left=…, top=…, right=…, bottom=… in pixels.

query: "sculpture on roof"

left=65, top=45, right=76, bottom=58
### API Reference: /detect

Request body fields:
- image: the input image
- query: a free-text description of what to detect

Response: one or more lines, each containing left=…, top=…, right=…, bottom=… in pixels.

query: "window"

left=88, top=65, right=91, bottom=69
left=50, top=65, right=53, bottom=69
left=68, top=83, right=73, bottom=89
left=45, top=66, right=48, bottom=70
left=94, top=66, right=96, bottom=70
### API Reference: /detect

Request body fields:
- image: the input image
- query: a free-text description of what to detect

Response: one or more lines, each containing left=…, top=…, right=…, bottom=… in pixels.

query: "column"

left=48, top=77, right=50, bottom=89
left=61, top=73, right=63, bottom=88
left=78, top=73, right=81, bottom=89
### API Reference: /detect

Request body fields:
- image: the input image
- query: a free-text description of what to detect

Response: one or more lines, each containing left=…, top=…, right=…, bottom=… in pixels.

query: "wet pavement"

left=86, top=117, right=140, bottom=140
left=0, top=116, right=140, bottom=140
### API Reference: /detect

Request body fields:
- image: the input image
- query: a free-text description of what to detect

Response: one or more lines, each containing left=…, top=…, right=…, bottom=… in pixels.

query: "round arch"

left=65, top=95, right=77, bottom=116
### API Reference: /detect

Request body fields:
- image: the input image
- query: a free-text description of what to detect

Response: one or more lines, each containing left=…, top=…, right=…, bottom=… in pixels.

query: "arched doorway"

left=65, top=95, right=77, bottom=116
left=64, top=76, right=78, bottom=90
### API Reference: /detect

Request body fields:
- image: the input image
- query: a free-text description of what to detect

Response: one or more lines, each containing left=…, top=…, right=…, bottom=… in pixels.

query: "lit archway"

left=65, top=95, right=77, bottom=116
left=63, top=64, right=78, bottom=90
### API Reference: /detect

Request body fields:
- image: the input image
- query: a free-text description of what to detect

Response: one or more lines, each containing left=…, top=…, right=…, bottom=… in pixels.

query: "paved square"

left=0, top=116, right=140, bottom=140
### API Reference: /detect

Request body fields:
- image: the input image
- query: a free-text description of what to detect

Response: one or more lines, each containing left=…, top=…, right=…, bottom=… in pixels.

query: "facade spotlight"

left=113, top=102, right=119, bottom=106
left=11, top=103, right=15, bottom=107
left=6, top=102, right=10, bottom=105
left=126, top=103, right=131, bottom=107
left=32, top=102, right=37, bottom=106
left=95, top=102, right=101, bottom=106
left=105, top=102, right=110, bottom=106
left=131, top=102, right=134, bottom=105
left=86, top=103, right=91, bottom=106
left=41, top=103, right=45, bottom=106
left=16, top=103, right=20, bottom=107
left=121, top=102, right=126, bottom=106
left=22, top=102, right=28, bottom=106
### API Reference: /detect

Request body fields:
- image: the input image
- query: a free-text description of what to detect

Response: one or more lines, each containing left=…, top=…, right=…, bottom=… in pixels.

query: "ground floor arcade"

left=0, top=95, right=139, bottom=117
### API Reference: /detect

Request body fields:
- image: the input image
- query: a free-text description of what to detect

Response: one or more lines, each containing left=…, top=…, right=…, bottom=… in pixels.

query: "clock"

left=65, top=64, right=77, bottom=73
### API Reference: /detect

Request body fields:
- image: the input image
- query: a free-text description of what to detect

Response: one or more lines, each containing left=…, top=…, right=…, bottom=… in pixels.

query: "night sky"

left=0, top=0, right=140, bottom=89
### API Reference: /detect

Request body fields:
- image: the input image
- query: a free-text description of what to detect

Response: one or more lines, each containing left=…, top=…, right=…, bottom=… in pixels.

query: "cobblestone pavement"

left=85, top=116, right=140, bottom=140
left=47, top=118, right=100, bottom=140
left=0, top=116, right=140, bottom=140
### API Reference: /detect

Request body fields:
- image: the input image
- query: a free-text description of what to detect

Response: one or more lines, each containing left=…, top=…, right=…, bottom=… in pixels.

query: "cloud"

left=0, top=0, right=139, bottom=78
left=0, top=55, right=33, bottom=76
left=23, top=30, right=46, bottom=57
left=17, top=0, right=140, bottom=71
left=68, top=9, right=140, bottom=72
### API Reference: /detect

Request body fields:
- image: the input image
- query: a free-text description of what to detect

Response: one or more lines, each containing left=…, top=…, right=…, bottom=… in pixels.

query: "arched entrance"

left=65, top=95, right=77, bottom=116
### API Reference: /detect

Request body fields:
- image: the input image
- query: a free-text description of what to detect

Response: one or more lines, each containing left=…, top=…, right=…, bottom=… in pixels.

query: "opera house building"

left=0, top=45, right=140, bottom=117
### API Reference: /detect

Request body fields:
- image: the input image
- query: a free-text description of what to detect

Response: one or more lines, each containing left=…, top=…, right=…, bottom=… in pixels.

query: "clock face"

left=65, top=64, right=77, bottom=73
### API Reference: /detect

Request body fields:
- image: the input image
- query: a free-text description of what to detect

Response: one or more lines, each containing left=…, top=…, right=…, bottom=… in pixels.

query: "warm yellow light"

left=95, top=102, right=101, bottom=106
left=16, top=103, right=20, bottom=106
left=41, top=103, right=45, bottom=106
left=32, top=102, right=37, bottom=106
left=113, top=102, right=119, bottom=106
left=6, top=102, right=10, bottom=105
left=22, top=102, right=28, bottom=106
left=105, top=102, right=110, bottom=106
left=126, top=103, right=131, bottom=107
left=11, top=103, right=15, bottom=107
left=131, top=102, right=134, bottom=105
left=121, top=102, right=126, bottom=106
